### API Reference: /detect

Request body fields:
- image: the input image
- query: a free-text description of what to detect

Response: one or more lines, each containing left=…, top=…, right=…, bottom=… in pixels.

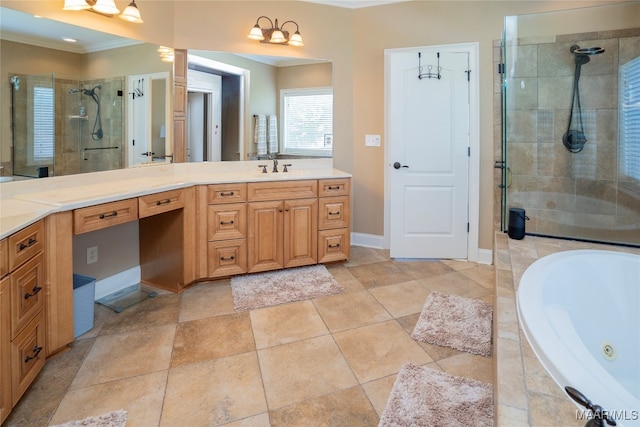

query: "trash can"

left=508, top=208, right=528, bottom=240
left=73, top=274, right=96, bottom=338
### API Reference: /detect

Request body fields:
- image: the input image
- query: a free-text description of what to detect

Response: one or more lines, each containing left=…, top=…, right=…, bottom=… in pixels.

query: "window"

left=32, top=86, right=54, bottom=162
left=620, top=56, right=640, bottom=180
left=280, top=87, right=333, bottom=156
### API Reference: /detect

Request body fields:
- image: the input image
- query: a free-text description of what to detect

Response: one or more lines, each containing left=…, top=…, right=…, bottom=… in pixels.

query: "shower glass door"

left=502, top=2, right=640, bottom=247
left=11, top=73, right=55, bottom=177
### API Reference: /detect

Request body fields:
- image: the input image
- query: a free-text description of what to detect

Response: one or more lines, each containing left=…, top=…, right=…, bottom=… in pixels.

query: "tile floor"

left=5, top=246, right=495, bottom=427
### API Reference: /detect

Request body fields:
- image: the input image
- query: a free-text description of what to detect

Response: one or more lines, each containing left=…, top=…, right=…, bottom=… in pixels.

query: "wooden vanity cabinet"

left=247, top=181, right=318, bottom=273
left=0, top=221, right=46, bottom=421
left=198, top=183, right=248, bottom=279
left=318, top=178, right=351, bottom=263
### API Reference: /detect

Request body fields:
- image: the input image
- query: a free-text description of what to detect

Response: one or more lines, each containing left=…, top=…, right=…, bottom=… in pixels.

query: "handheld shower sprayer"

left=562, top=44, right=605, bottom=153
left=68, top=85, right=104, bottom=140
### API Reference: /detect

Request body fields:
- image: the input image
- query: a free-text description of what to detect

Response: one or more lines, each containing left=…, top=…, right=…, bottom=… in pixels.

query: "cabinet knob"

left=19, top=238, right=37, bottom=251
left=24, top=345, right=43, bottom=363
left=24, top=285, right=42, bottom=300
left=99, top=211, right=118, bottom=219
left=220, top=256, right=235, bottom=261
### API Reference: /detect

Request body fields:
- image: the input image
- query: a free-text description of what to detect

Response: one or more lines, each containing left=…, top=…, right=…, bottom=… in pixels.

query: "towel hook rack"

left=418, top=52, right=442, bottom=80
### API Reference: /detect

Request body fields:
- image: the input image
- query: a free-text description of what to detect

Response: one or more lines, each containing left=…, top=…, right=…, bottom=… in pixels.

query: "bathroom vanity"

left=0, top=160, right=351, bottom=422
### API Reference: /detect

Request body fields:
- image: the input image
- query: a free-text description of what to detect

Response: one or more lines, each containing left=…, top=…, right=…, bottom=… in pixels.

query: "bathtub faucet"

left=565, top=386, right=617, bottom=427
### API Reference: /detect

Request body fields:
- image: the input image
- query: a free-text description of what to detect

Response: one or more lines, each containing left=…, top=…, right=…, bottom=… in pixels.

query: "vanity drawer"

left=0, top=239, right=8, bottom=278
left=318, top=228, right=350, bottom=263
left=208, top=239, right=247, bottom=278
left=7, top=220, right=43, bottom=272
left=207, top=183, right=247, bottom=204
left=318, top=196, right=350, bottom=230
left=318, top=178, right=350, bottom=197
left=208, top=203, right=246, bottom=241
left=11, top=310, right=45, bottom=406
left=247, top=180, right=317, bottom=202
left=139, top=189, right=186, bottom=218
left=73, top=198, right=138, bottom=234
left=10, top=254, right=44, bottom=339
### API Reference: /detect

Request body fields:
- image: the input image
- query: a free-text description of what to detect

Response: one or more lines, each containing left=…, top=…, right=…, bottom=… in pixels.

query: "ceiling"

left=301, top=0, right=410, bottom=7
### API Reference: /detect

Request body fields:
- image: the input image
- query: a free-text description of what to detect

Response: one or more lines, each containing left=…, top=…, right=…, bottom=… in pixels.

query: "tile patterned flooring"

left=5, top=246, right=495, bottom=427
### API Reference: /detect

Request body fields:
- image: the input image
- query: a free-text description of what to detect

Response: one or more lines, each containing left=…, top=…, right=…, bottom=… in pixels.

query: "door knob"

left=393, top=162, right=409, bottom=169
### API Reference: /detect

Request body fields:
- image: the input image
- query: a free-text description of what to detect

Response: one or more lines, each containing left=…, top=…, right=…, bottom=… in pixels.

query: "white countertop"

left=0, top=159, right=351, bottom=239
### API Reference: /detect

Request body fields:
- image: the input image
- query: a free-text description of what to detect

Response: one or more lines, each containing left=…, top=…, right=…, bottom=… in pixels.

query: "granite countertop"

left=0, top=159, right=351, bottom=239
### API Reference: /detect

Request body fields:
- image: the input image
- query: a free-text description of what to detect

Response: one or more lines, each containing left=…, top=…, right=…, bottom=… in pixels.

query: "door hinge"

left=467, top=222, right=470, bottom=233
left=132, top=139, right=135, bottom=146
left=497, top=63, right=505, bottom=74
left=465, top=69, right=471, bottom=81
left=468, top=147, right=471, bottom=157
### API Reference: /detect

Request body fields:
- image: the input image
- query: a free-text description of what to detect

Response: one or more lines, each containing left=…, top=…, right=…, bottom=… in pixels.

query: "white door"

left=127, top=75, right=151, bottom=166
left=388, top=48, right=470, bottom=259
left=187, top=92, right=205, bottom=162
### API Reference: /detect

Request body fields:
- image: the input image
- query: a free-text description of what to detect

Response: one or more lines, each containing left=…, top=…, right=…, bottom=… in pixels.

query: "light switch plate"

left=365, top=134, right=381, bottom=147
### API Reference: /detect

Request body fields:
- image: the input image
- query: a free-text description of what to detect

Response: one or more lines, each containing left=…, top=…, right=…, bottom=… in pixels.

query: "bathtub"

left=517, top=250, right=640, bottom=426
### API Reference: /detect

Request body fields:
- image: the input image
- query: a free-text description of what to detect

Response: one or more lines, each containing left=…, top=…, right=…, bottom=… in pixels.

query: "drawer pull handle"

left=220, top=256, right=235, bottom=261
left=220, top=220, right=235, bottom=225
left=156, top=199, right=171, bottom=206
left=220, top=191, right=235, bottom=196
left=99, top=211, right=118, bottom=219
left=328, top=243, right=341, bottom=248
left=19, top=238, right=38, bottom=251
left=327, top=186, right=341, bottom=190
left=24, top=285, right=42, bottom=300
left=24, top=345, right=43, bottom=363
left=328, top=211, right=341, bottom=216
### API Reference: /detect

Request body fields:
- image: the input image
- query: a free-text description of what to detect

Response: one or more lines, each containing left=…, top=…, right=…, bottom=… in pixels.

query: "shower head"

left=570, top=45, right=605, bottom=55
left=10, top=76, right=20, bottom=90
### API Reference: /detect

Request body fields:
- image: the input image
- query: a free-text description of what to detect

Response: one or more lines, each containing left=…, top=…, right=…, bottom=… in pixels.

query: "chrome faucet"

left=272, top=159, right=278, bottom=173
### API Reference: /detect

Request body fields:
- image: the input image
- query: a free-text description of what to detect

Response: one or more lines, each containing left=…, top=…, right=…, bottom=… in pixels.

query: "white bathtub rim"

left=517, top=249, right=640, bottom=426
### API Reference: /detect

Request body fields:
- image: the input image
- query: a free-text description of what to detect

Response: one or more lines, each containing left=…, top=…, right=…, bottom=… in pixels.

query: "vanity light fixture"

left=158, top=46, right=174, bottom=62
left=248, top=16, right=304, bottom=47
left=63, top=0, right=143, bottom=23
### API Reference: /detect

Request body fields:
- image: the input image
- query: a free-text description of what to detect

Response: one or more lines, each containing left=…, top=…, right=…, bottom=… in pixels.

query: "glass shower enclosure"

left=500, top=2, right=640, bottom=247
left=11, top=73, right=124, bottom=177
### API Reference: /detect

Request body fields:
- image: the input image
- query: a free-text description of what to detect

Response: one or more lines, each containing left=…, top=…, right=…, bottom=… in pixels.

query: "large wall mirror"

left=0, top=7, right=333, bottom=178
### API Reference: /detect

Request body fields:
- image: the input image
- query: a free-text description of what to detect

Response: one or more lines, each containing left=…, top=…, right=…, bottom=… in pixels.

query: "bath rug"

left=50, top=409, right=127, bottom=427
left=411, top=292, right=492, bottom=357
left=379, top=364, right=493, bottom=427
left=231, top=264, right=343, bottom=310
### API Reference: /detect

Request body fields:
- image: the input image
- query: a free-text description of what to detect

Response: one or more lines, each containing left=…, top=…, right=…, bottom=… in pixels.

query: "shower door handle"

left=141, top=151, right=155, bottom=156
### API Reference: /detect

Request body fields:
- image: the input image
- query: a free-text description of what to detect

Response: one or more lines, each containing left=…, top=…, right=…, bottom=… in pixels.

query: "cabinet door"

left=283, top=198, right=318, bottom=268
left=11, top=311, right=45, bottom=406
left=10, top=254, right=44, bottom=339
left=247, top=201, right=283, bottom=273
left=0, top=277, right=10, bottom=425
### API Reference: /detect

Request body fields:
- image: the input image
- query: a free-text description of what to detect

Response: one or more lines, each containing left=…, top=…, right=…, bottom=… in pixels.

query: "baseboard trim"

left=477, top=249, right=493, bottom=265
left=94, top=266, right=141, bottom=300
left=350, top=232, right=384, bottom=249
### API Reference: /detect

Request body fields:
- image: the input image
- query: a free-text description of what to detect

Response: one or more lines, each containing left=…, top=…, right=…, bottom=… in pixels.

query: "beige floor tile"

left=70, top=324, right=175, bottom=389
left=161, top=352, right=267, bottom=427
left=223, top=413, right=271, bottom=427
left=99, top=293, right=181, bottom=336
left=179, top=280, right=235, bottom=322
left=361, top=374, right=397, bottom=417
left=324, top=264, right=366, bottom=293
left=333, top=320, right=432, bottom=383
left=313, top=290, right=391, bottom=332
left=171, top=311, right=254, bottom=367
left=250, top=300, right=328, bottom=349
left=49, top=370, right=167, bottom=427
left=258, top=335, right=358, bottom=409
left=3, top=339, right=95, bottom=427
left=460, top=264, right=496, bottom=290
left=342, top=246, right=388, bottom=267
left=269, top=386, right=379, bottom=426
left=347, top=261, right=413, bottom=289
left=392, top=259, right=455, bottom=280
left=436, top=351, right=494, bottom=385
left=369, top=280, right=431, bottom=318
left=528, top=391, right=583, bottom=426
left=419, top=271, right=493, bottom=299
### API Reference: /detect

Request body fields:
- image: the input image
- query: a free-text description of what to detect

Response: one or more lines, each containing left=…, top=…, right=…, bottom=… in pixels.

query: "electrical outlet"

left=365, top=134, right=381, bottom=147
left=87, top=246, right=98, bottom=264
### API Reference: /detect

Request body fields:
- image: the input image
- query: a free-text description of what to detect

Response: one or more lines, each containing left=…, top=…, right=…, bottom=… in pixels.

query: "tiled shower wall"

left=495, top=28, right=640, bottom=246
left=10, top=75, right=124, bottom=177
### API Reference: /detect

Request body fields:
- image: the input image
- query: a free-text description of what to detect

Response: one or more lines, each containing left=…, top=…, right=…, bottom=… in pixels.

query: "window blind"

left=620, top=56, right=640, bottom=180
left=281, top=87, right=333, bottom=156
left=33, top=86, right=54, bottom=161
